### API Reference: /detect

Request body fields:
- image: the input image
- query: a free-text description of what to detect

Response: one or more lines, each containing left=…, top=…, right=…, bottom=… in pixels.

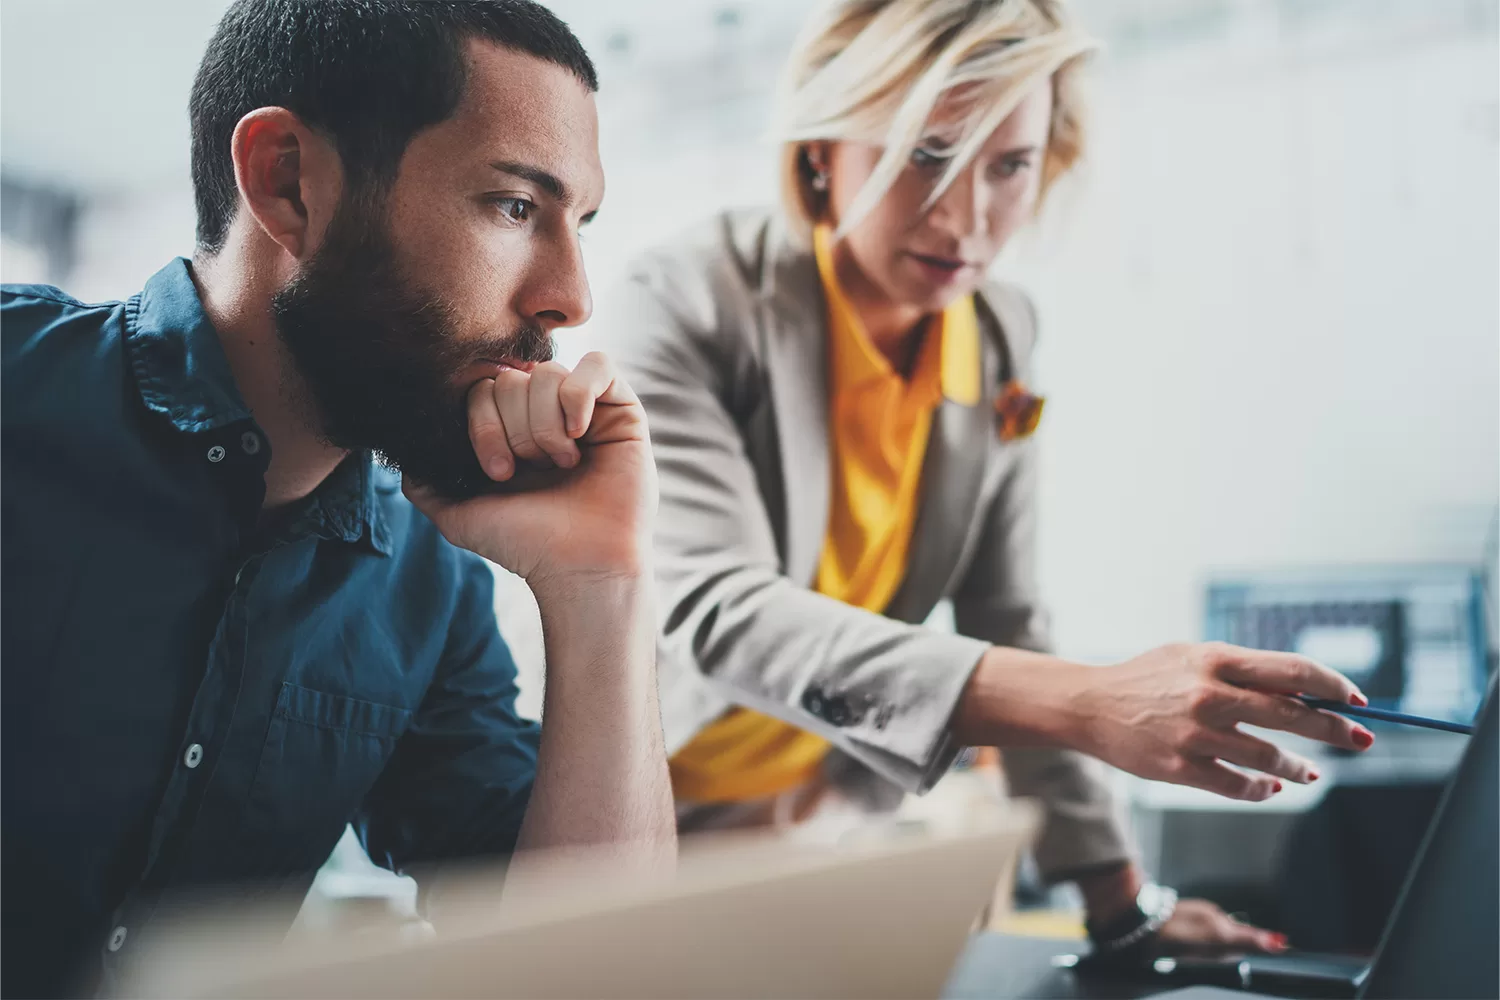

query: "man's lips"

left=456, top=357, right=541, bottom=386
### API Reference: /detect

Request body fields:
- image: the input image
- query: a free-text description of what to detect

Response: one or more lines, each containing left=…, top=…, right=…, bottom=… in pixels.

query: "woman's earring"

left=811, top=171, right=829, bottom=192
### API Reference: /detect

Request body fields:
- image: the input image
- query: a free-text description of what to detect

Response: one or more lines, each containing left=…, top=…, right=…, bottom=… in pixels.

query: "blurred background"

left=4, top=0, right=1497, bottom=950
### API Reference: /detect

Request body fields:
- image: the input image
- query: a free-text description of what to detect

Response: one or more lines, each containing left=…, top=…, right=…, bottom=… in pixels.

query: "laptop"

left=1156, top=671, right=1498, bottom=1000
left=124, top=800, right=1039, bottom=999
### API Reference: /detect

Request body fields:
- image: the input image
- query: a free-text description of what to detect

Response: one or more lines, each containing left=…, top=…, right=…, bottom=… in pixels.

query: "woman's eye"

left=994, top=156, right=1033, bottom=179
left=909, top=147, right=949, bottom=171
left=492, top=197, right=534, bottom=223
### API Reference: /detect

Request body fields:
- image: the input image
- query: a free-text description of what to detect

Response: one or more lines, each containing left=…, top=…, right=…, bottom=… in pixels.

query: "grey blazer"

left=600, top=209, right=1131, bottom=877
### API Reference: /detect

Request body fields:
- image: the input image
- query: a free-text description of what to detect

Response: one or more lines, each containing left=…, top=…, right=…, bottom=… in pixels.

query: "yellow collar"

left=812, top=224, right=981, bottom=406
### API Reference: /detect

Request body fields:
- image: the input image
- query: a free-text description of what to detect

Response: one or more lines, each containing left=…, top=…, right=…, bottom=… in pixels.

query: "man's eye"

left=910, top=147, right=949, bottom=171
left=492, top=197, right=534, bottom=223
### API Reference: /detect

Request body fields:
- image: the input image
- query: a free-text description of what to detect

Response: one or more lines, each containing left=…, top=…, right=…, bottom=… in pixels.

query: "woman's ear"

left=229, top=107, right=342, bottom=261
left=805, top=141, right=831, bottom=186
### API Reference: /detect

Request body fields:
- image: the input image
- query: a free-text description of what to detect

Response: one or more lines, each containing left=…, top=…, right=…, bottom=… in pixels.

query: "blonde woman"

left=601, top=0, right=1373, bottom=955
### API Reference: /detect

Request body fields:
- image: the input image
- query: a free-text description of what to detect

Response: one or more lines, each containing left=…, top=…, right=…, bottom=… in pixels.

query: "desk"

left=945, top=933, right=1163, bottom=1000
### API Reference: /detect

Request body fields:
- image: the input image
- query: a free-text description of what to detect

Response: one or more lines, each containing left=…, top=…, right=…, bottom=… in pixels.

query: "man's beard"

left=271, top=197, right=553, bottom=499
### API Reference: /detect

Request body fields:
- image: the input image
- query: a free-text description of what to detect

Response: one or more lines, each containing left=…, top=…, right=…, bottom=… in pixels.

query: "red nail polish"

left=1272, top=933, right=1289, bottom=950
left=1353, top=727, right=1374, bottom=749
left=1272, top=780, right=1283, bottom=793
left=1350, top=692, right=1369, bottom=707
left=1308, top=770, right=1320, bottom=782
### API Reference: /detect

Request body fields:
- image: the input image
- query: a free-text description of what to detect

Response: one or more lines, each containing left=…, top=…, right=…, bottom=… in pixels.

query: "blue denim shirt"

left=1, top=260, right=540, bottom=997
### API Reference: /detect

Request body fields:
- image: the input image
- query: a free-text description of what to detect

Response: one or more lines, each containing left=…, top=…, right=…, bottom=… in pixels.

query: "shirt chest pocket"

left=241, top=682, right=413, bottom=876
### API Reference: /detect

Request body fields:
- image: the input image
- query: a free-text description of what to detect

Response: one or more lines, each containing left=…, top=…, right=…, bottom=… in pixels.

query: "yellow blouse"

left=668, top=225, right=981, bottom=804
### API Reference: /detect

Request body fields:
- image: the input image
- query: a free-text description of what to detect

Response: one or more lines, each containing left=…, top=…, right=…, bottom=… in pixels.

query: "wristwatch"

left=1085, top=881, right=1178, bottom=956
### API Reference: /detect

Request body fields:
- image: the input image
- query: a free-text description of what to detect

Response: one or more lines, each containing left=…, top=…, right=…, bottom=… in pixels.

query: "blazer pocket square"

left=995, top=380, right=1045, bottom=442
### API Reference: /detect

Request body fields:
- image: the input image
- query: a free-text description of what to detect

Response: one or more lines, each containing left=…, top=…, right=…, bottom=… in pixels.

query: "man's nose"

left=519, top=233, right=592, bottom=331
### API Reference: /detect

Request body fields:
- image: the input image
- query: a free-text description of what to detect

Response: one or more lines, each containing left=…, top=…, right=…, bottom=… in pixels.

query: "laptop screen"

left=1360, top=675, right=1498, bottom=999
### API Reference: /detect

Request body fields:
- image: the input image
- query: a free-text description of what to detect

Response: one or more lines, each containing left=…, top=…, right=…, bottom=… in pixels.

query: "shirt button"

left=206, top=444, right=226, bottom=463
left=240, top=431, right=262, bottom=455
left=184, top=743, right=204, bottom=769
left=107, top=925, right=128, bottom=952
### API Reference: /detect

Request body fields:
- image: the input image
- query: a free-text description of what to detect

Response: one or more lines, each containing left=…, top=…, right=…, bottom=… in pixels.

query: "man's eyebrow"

left=490, top=161, right=570, bottom=205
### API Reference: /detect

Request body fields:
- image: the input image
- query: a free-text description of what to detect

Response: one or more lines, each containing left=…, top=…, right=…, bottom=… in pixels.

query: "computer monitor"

left=1205, top=566, right=1492, bottom=727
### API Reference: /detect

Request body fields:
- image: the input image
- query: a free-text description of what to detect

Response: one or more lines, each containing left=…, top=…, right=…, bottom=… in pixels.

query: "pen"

left=1296, top=696, right=1474, bottom=735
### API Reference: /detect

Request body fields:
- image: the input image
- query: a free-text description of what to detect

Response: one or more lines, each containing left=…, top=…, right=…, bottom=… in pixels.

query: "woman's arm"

left=606, top=264, right=1373, bottom=806
left=606, top=270, right=988, bottom=792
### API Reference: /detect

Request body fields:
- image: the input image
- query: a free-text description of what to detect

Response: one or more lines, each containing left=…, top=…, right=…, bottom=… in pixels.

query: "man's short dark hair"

left=189, top=0, right=597, bottom=252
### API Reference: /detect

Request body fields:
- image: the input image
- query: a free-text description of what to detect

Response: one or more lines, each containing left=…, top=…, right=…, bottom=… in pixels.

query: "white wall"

left=1015, top=29, right=1499, bottom=660
left=568, top=8, right=1500, bottom=664
left=6, top=2, right=1495, bottom=687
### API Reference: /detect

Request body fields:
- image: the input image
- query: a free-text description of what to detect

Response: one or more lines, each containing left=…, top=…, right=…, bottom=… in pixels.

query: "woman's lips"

left=904, top=251, right=977, bottom=285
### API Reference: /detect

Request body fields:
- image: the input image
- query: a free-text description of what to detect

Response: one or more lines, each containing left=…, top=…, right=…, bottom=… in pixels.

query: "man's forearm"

left=515, top=571, right=676, bottom=863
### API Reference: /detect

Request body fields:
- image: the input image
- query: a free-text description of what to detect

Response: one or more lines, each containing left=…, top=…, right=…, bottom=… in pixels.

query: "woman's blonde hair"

left=773, top=0, right=1098, bottom=245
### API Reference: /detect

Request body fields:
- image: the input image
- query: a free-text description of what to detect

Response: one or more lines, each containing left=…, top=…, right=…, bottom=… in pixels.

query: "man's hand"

left=956, top=642, right=1373, bottom=801
left=410, top=351, right=675, bottom=865
left=404, top=352, right=657, bottom=590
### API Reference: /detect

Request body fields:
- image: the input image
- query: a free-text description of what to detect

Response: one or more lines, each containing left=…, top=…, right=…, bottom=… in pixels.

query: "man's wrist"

left=529, top=561, right=652, bottom=613
left=532, top=569, right=656, bottom=658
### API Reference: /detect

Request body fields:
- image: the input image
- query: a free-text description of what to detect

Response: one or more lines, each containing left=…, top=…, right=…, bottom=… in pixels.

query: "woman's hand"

left=956, top=642, right=1373, bottom=801
left=1077, top=865, right=1287, bottom=954
left=1156, top=899, right=1288, bottom=954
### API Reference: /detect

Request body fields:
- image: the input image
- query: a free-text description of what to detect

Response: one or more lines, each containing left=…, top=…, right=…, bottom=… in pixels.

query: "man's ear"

left=230, top=107, right=342, bottom=261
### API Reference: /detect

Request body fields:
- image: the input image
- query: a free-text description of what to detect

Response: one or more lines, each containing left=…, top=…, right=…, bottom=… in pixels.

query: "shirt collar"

left=125, top=257, right=392, bottom=557
left=272, top=455, right=395, bottom=557
left=127, top=258, right=254, bottom=433
left=812, top=226, right=982, bottom=406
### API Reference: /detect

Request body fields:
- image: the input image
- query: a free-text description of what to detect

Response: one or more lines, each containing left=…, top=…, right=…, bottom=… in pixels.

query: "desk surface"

left=945, top=933, right=1165, bottom=1000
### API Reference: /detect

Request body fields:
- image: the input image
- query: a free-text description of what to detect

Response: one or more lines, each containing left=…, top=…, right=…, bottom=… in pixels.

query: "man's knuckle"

left=533, top=428, right=570, bottom=451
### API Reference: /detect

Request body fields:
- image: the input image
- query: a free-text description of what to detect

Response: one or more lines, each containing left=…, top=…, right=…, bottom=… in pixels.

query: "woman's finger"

left=1212, top=687, right=1370, bottom=752
left=1217, top=912, right=1286, bottom=952
left=1179, top=757, right=1280, bottom=802
left=1188, top=727, right=1319, bottom=784
left=526, top=361, right=582, bottom=469
left=1208, top=644, right=1365, bottom=704
left=467, top=378, right=514, bottom=481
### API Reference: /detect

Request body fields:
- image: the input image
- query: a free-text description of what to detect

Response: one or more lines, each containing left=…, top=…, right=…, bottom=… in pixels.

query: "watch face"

left=1138, top=882, right=1175, bottom=919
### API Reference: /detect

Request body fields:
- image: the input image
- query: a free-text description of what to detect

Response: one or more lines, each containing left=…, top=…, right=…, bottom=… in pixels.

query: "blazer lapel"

left=883, top=298, right=1005, bottom=622
left=760, top=227, right=831, bottom=589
